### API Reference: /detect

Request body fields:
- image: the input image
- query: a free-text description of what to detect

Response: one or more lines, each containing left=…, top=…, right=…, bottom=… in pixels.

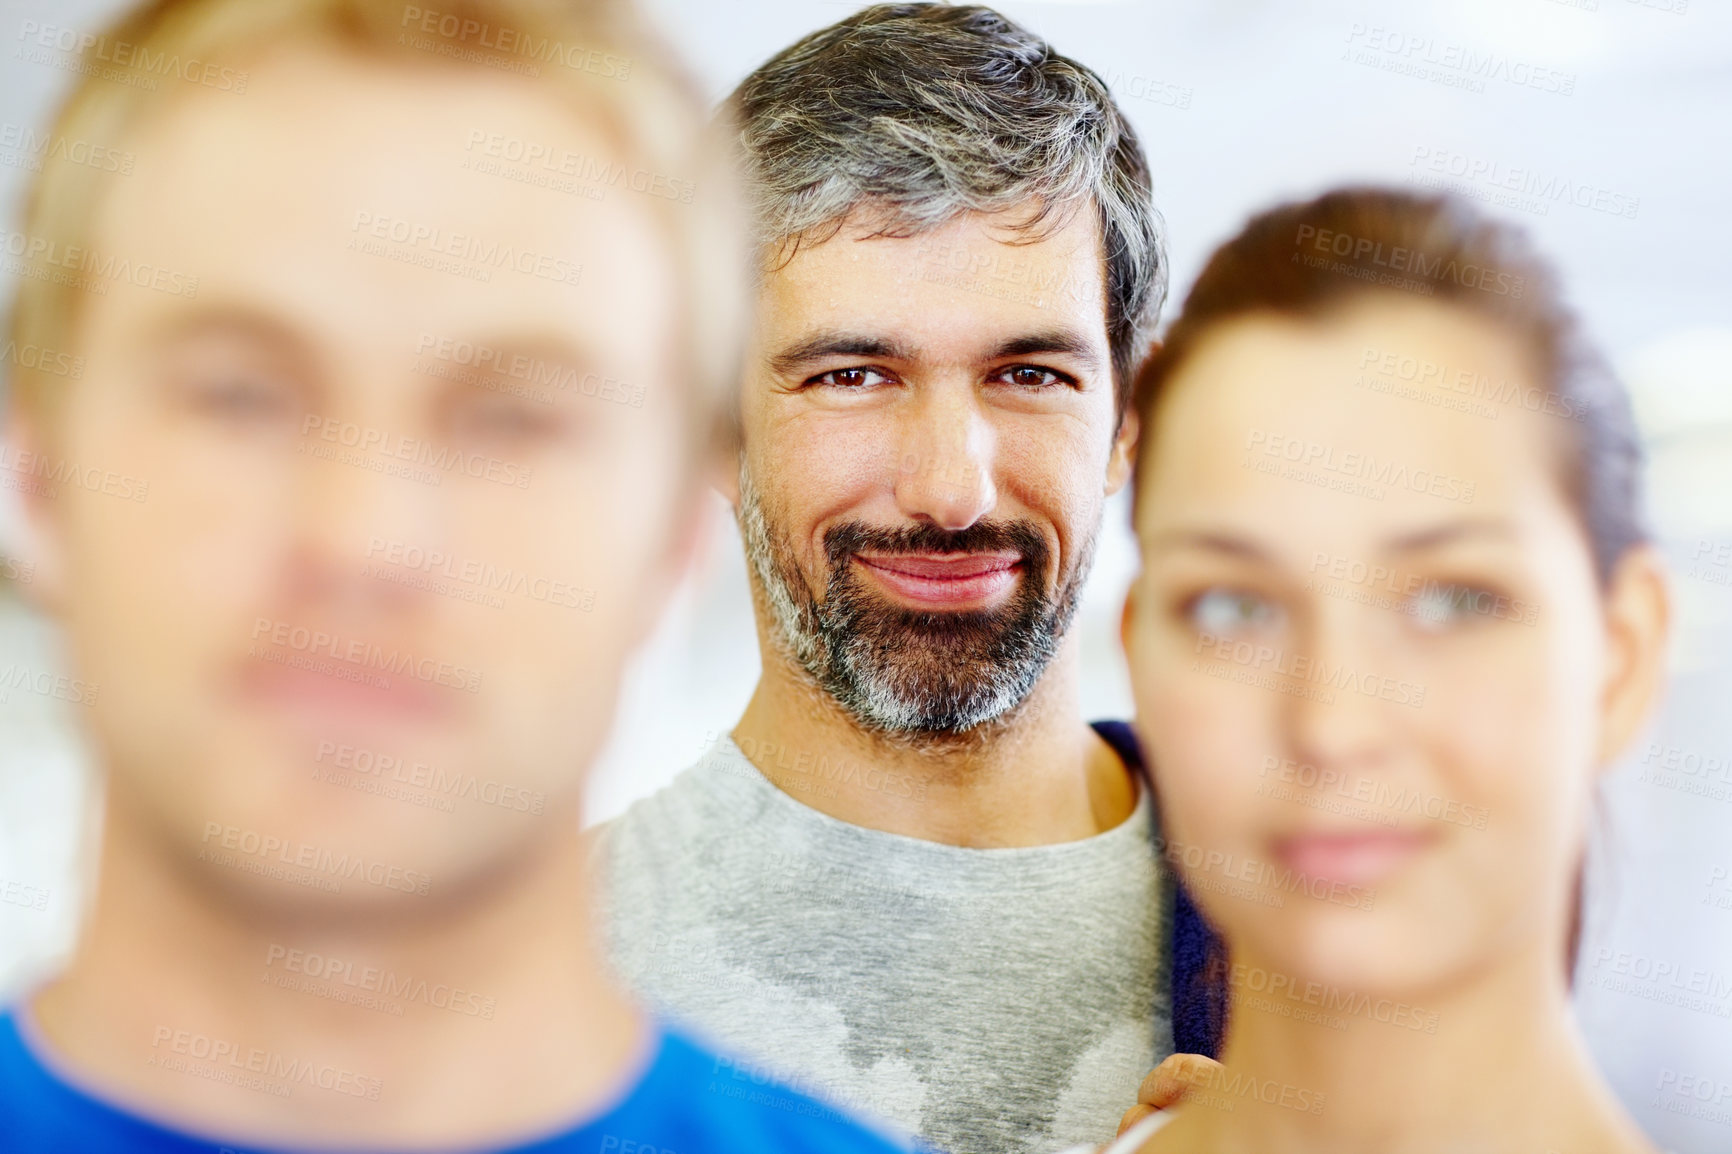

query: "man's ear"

left=3, top=405, right=67, bottom=617
left=1107, top=341, right=1159, bottom=497
left=1594, top=544, right=1672, bottom=769
left=1105, top=406, right=1140, bottom=498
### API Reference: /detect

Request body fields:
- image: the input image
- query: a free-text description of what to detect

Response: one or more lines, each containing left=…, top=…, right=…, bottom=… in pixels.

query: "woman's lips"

left=1271, top=829, right=1437, bottom=889
left=851, top=550, right=1023, bottom=608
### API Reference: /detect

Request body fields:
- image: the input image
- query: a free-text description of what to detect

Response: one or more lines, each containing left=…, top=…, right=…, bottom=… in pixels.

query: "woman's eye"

left=811, top=367, right=890, bottom=389
left=995, top=365, right=1067, bottom=389
left=1405, top=583, right=1498, bottom=630
left=1186, top=587, right=1281, bottom=636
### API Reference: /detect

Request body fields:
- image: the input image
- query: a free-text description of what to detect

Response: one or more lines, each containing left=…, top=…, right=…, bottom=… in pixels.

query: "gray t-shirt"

left=597, top=737, right=1172, bottom=1154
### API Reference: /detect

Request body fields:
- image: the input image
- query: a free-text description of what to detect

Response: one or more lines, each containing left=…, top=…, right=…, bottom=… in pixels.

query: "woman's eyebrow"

left=1140, top=528, right=1277, bottom=563
left=1141, top=520, right=1519, bottom=564
left=1383, top=520, right=1518, bottom=554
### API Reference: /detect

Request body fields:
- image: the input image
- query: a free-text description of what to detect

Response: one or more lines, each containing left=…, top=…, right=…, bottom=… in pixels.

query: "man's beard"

left=737, top=467, right=1095, bottom=739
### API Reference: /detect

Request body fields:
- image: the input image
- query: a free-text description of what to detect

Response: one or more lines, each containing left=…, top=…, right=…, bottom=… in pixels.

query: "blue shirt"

left=0, top=1009, right=913, bottom=1154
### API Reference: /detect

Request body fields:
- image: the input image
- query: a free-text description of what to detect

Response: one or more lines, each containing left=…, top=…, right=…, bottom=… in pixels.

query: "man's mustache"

left=822, top=520, right=1047, bottom=570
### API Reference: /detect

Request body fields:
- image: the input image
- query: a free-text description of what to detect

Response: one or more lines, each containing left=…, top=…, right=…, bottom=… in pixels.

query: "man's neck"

left=733, top=632, right=1136, bottom=847
left=30, top=798, right=644, bottom=1149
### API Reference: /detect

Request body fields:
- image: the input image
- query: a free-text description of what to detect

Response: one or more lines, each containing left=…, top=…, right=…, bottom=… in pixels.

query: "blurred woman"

left=1114, top=189, right=1669, bottom=1153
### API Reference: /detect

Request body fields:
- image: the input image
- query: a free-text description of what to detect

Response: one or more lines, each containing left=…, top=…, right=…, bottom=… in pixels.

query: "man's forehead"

left=789, top=202, right=1103, bottom=275
left=758, top=203, right=1110, bottom=358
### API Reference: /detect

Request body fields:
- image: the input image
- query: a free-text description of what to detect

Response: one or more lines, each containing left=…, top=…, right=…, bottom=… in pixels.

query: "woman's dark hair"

left=1133, top=186, right=1646, bottom=585
left=1144, top=189, right=1646, bottom=1056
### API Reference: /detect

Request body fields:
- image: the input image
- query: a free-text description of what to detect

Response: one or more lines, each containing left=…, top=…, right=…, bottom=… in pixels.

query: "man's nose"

left=892, top=383, right=998, bottom=531
left=285, top=427, right=437, bottom=609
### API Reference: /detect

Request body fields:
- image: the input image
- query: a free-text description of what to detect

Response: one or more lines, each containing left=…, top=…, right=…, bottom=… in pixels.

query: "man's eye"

left=995, top=365, right=1069, bottom=389
left=184, top=373, right=298, bottom=426
left=449, top=395, right=565, bottom=442
left=1405, top=583, right=1498, bottom=630
left=1186, top=587, right=1281, bottom=636
left=810, top=367, right=890, bottom=389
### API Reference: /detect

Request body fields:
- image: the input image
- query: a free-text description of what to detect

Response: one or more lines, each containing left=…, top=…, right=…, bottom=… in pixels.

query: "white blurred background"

left=1, top=0, right=1728, bottom=1149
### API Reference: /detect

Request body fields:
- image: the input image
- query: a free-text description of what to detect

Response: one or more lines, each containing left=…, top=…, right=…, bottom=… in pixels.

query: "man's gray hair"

left=726, top=2, right=1165, bottom=414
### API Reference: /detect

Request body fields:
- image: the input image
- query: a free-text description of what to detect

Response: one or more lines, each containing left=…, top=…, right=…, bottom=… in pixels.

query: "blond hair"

left=7, top=0, right=745, bottom=437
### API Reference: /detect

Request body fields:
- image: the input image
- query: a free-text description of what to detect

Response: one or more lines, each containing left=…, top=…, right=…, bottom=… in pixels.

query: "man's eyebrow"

left=768, top=332, right=916, bottom=377
left=989, top=329, right=1104, bottom=371
left=453, top=332, right=599, bottom=371
left=151, top=304, right=306, bottom=351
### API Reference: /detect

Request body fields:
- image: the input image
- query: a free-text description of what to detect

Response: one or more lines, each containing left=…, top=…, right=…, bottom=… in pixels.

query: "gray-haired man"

left=599, top=7, right=1175, bottom=1152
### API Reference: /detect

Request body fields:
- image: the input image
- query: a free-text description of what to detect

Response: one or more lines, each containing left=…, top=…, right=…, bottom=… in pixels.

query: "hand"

left=1116, top=1052, right=1224, bottom=1137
